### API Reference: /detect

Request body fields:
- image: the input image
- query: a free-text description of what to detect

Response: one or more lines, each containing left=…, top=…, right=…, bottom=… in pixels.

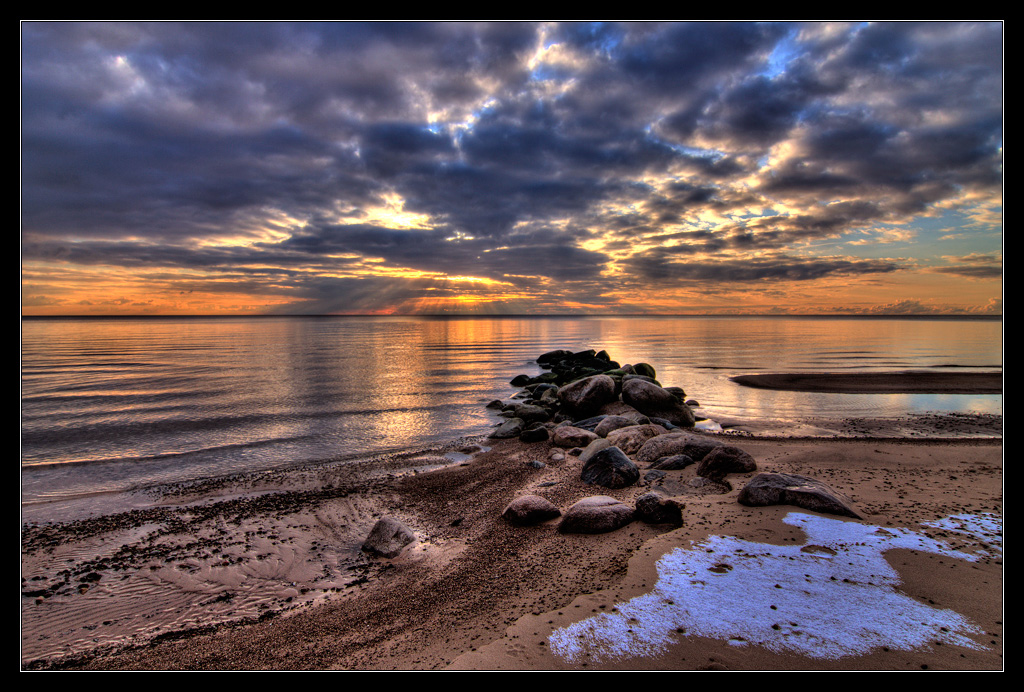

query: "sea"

left=21, top=315, right=1002, bottom=522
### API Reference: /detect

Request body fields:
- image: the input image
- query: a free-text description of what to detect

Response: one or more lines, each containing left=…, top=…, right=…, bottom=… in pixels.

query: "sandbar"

left=731, top=371, right=1002, bottom=394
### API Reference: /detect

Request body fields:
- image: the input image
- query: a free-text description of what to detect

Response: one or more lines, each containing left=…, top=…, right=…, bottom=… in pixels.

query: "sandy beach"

left=21, top=375, right=1002, bottom=671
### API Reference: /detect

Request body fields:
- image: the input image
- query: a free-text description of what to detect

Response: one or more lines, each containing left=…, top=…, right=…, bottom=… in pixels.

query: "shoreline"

left=730, top=371, right=1002, bottom=394
left=22, top=416, right=1003, bottom=670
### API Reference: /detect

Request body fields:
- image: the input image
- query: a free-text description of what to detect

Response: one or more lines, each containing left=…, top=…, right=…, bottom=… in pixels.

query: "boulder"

left=635, top=492, right=684, bottom=526
left=696, top=446, right=757, bottom=480
left=635, top=432, right=722, bottom=465
left=557, top=375, right=618, bottom=417
left=632, top=362, right=657, bottom=379
left=570, top=415, right=608, bottom=432
left=537, top=349, right=575, bottom=366
left=512, top=403, right=551, bottom=424
left=558, top=496, right=636, bottom=534
left=578, top=437, right=612, bottom=464
left=362, top=517, right=416, bottom=558
left=648, top=453, right=695, bottom=470
left=605, top=423, right=668, bottom=455
left=594, top=415, right=643, bottom=438
left=621, top=378, right=695, bottom=428
left=552, top=425, right=599, bottom=448
left=502, top=495, right=561, bottom=525
left=489, top=417, right=525, bottom=439
left=597, top=401, right=648, bottom=420
left=738, top=473, right=861, bottom=519
left=580, top=446, right=640, bottom=489
left=519, top=425, right=549, bottom=443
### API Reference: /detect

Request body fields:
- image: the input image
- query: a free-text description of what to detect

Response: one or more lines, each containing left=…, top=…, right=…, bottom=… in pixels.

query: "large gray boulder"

left=502, top=495, right=562, bottom=526
left=558, top=496, right=636, bottom=534
left=362, top=517, right=416, bottom=558
left=696, top=446, right=757, bottom=480
left=738, top=473, right=861, bottom=519
left=557, top=375, right=618, bottom=417
left=621, top=378, right=695, bottom=427
left=580, top=446, right=640, bottom=489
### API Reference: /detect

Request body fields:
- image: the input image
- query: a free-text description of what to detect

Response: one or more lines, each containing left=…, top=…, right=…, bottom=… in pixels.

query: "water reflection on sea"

left=21, top=316, right=1001, bottom=507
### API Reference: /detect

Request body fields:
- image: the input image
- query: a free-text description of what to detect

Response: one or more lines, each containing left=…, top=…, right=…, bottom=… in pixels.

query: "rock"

left=552, top=425, right=599, bottom=448
left=558, top=496, right=636, bottom=534
left=644, top=469, right=667, bottom=482
left=485, top=399, right=505, bottom=410
left=738, top=473, right=862, bottom=519
left=580, top=446, right=640, bottom=489
left=513, top=403, right=551, bottom=424
left=621, top=378, right=695, bottom=428
left=578, top=437, right=612, bottom=464
left=696, top=446, right=757, bottom=480
left=594, top=415, right=641, bottom=437
left=557, top=375, right=618, bottom=417
left=537, top=388, right=559, bottom=405
left=622, top=373, right=660, bottom=387
left=362, top=517, right=416, bottom=558
left=597, top=401, right=648, bottom=420
left=648, top=453, right=695, bottom=470
left=537, top=349, right=574, bottom=366
left=489, top=417, right=525, bottom=439
left=635, top=432, right=722, bottom=465
left=510, top=374, right=532, bottom=387
left=570, top=415, right=608, bottom=432
left=632, top=362, right=657, bottom=379
left=519, top=425, right=549, bottom=443
left=502, top=495, right=561, bottom=525
left=527, top=459, right=547, bottom=469
left=635, top=492, right=684, bottom=525
left=605, top=423, right=668, bottom=455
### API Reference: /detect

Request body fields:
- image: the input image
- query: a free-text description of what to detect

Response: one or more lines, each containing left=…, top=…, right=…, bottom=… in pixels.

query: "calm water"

left=21, top=316, right=1001, bottom=512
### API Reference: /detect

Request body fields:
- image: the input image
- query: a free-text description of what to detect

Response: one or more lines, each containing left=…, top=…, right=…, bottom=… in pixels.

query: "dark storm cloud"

left=278, top=223, right=609, bottom=281
left=623, top=252, right=902, bottom=283
left=21, top=21, right=1001, bottom=313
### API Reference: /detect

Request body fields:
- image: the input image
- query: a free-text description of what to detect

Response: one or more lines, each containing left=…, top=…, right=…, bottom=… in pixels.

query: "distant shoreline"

left=731, top=371, right=1003, bottom=394
left=21, top=313, right=1004, bottom=321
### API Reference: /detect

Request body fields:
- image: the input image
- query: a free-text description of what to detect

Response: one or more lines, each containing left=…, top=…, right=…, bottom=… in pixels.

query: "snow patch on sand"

left=549, top=512, right=999, bottom=662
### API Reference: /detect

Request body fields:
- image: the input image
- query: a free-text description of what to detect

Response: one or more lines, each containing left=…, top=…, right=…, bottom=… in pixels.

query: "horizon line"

left=21, top=312, right=1003, bottom=320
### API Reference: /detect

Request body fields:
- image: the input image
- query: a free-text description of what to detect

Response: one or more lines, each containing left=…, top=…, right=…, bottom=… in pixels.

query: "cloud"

left=21, top=21, right=1003, bottom=314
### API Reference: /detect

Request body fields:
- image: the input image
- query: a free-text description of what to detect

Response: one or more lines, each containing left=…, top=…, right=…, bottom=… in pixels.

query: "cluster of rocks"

left=488, top=348, right=698, bottom=443
left=489, top=348, right=860, bottom=535
left=503, top=492, right=685, bottom=534
left=362, top=349, right=860, bottom=554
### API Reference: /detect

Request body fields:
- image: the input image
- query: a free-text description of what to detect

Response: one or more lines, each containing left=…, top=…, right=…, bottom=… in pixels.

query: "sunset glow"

left=21, top=22, right=1002, bottom=316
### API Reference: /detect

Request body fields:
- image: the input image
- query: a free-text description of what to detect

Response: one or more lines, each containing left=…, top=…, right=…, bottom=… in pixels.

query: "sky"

left=21, top=21, right=1003, bottom=316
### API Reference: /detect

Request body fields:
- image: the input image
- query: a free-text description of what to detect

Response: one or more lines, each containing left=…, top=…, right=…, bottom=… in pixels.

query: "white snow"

left=549, top=512, right=999, bottom=663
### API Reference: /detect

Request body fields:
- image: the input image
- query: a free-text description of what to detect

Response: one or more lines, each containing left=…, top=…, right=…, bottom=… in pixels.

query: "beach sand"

left=22, top=381, right=1002, bottom=671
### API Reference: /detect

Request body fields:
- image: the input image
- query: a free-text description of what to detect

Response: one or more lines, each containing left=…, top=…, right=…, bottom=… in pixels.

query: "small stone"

left=362, top=517, right=416, bottom=558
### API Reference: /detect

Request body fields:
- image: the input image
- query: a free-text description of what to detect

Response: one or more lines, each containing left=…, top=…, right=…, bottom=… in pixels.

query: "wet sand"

left=731, top=371, right=1002, bottom=394
left=21, top=410, right=1003, bottom=671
